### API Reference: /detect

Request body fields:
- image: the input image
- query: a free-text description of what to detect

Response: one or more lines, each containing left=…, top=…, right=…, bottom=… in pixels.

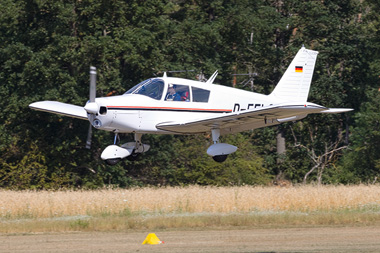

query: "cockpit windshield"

left=125, top=78, right=164, bottom=100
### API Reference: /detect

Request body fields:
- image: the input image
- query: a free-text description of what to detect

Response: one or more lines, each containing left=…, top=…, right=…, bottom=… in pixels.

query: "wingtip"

left=321, top=108, right=354, bottom=114
left=29, top=101, right=44, bottom=109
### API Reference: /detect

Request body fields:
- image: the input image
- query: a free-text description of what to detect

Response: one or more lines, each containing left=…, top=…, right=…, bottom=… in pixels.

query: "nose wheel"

left=101, top=132, right=150, bottom=165
left=105, top=158, right=121, bottom=165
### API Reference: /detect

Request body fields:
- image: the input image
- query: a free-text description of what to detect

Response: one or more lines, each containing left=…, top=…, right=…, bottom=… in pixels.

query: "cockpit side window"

left=165, top=84, right=190, bottom=102
left=192, top=87, right=210, bottom=102
left=125, top=78, right=164, bottom=100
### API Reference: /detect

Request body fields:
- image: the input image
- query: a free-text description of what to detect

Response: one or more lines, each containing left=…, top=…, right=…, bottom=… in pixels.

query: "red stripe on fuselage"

left=106, top=105, right=232, bottom=113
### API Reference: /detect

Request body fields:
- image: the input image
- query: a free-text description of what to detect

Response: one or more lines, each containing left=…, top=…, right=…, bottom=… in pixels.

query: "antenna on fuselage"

left=206, top=70, right=218, bottom=84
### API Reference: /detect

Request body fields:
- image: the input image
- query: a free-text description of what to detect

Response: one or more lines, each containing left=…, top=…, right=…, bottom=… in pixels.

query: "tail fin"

left=270, top=46, right=319, bottom=102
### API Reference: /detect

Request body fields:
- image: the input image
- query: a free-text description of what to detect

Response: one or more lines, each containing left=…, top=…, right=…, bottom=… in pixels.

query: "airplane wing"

left=29, top=101, right=88, bottom=120
left=156, top=103, right=353, bottom=135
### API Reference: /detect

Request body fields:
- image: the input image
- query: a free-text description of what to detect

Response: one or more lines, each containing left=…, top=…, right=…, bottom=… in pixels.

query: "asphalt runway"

left=1, top=226, right=380, bottom=252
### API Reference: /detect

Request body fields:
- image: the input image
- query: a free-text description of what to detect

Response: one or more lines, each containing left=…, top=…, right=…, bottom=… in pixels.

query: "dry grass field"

left=1, top=185, right=380, bottom=233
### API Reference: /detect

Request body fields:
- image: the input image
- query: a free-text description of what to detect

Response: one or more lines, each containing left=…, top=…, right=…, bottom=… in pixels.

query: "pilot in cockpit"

left=165, top=84, right=181, bottom=101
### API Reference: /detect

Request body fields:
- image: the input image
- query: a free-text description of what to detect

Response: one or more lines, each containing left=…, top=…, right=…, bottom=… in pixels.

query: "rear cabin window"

left=192, top=87, right=210, bottom=102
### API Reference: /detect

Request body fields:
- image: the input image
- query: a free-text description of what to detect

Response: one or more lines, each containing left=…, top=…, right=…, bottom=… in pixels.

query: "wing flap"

left=156, top=103, right=329, bottom=134
left=29, top=101, right=88, bottom=120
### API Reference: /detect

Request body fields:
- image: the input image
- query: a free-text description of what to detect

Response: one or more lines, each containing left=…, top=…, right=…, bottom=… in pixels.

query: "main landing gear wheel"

left=212, top=155, right=228, bottom=163
left=105, top=158, right=121, bottom=165
left=207, top=129, right=237, bottom=163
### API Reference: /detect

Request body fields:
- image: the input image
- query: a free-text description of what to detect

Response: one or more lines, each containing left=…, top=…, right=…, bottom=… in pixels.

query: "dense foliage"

left=1, top=0, right=379, bottom=189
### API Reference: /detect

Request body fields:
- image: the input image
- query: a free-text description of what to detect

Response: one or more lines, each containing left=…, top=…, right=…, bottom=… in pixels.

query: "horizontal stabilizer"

left=29, top=101, right=88, bottom=120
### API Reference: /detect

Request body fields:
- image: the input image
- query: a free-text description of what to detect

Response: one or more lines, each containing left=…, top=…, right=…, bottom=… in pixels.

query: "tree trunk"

left=276, top=127, right=286, bottom=182
left=276, top=127, right=286, bottom=162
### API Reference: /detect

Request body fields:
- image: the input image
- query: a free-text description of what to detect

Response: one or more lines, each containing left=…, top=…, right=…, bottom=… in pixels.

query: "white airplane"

left=29, top=46, right=353, bottom=165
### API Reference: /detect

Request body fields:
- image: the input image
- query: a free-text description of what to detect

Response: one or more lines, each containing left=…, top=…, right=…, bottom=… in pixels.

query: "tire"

left=105, top=158, right=121, bottom=165
left=212, top=155, right=228, bottom=163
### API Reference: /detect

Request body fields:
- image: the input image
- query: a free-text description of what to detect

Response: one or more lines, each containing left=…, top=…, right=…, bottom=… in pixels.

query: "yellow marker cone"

left=142, top=233, right=164, bottom=245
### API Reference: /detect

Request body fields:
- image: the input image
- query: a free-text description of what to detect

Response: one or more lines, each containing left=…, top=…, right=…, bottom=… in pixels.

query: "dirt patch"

left=1, top=226, right=380, bottom=252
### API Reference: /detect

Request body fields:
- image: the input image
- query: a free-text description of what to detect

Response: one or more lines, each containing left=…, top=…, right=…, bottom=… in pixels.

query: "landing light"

left=92, top=119, right=102, bottom=128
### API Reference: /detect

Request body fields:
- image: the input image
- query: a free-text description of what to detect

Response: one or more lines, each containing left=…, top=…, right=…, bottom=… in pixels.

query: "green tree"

left=171, top=134, right=271, bottom=186
left=338, top=90, right=380, bottom=183
left=0, top=0, right=379, bottom=188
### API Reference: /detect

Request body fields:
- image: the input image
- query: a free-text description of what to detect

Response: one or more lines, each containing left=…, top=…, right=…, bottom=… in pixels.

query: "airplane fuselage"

left=91, top=77, right=273, bottom=134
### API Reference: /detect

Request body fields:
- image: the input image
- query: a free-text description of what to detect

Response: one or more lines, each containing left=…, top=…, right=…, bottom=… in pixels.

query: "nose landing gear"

left=101, top=132, right=150, bottom=165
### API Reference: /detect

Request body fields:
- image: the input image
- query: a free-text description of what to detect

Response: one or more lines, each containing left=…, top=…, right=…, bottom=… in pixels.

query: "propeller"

left=85, top=123, right=92, bottom=149
left=85, top=66, right=97, bottom=149
left=89, top=66, right=96, bottom=102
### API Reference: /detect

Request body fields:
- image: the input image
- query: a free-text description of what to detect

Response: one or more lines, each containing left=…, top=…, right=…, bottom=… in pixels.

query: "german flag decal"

left=295, top=66, right=303, bottom=72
